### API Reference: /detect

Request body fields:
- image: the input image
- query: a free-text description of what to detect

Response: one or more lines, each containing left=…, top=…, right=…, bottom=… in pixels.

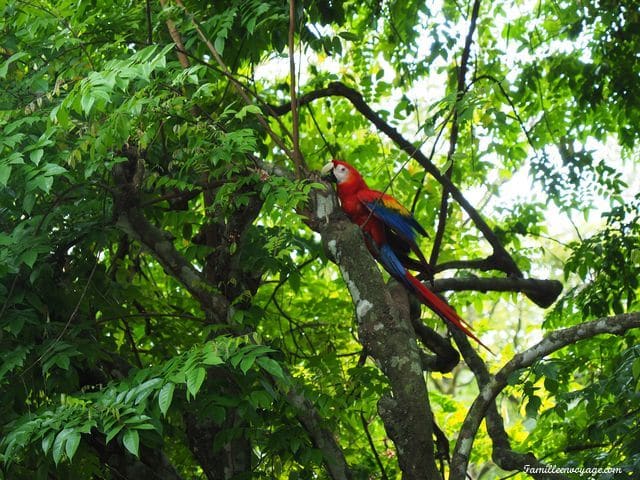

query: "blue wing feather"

left=357, top=190, right=432, bottom=276
left=378, top=244, right=411, bottom=286
left=364, top=201, right=427, bottom=242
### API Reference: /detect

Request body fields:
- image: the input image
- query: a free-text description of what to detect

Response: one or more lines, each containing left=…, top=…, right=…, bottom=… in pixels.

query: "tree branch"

left=411, top=317, right=460, bottom=373
left=115, top=207, right=229, bottom=322
left=434, top=255, right=507, bottom=272
left=449, top=312, right=640, bottom=480
left=288, top=0, right=304, bottom=175
left=431, top=277, right=563, bottom=309
left=158, top=0, right=190, bottom=68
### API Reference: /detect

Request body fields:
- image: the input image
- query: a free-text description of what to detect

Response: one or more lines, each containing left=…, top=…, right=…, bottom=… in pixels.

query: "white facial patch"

left=333, top=164, right=349, bottom=183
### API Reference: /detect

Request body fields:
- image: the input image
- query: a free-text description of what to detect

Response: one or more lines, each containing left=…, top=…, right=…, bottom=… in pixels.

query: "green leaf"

left=55, top=354, right=70, bottom=370
left=240, top=355, right=256, bottom=374
left=186, top=367, right=206, bottom=397
left=256, top=357, right=285, bottom=380
left=158, top=382, right=175, bottom=416
left=22, top=193, right=36, bottom=214
left=65, top=431, right=81, bottom=461
left=249, top=390, right=272, bottom=408
left=0, top=51, right=29, bottom=79
left=0, top=164, right=11, bottom=186
left=202, top=352, right=224, bottom=366
left=122, top=429, right=139, bottom=457
left=132, top=377, right=163, bottom=404
left=29, top=149, right=43, bottom=166
left=0, top=346, right=29, bottom=381
left=124, top=414, right=152, bottom=425
left=234, top=104, right=262, bottom=120
left=81, top=93, right=96, bottom=115
left=632, top=357, right=640, bottom=380
left=52, top=428, right=71, bottom=465
left=338, top=31, right=359, bottom=41
left=0, top=233, right=12, bottom=246
left=544, top=376, right=559, bottom=393
left=50, top=103, right=70, bottom=128
left=214, top=36, right=225, bottom=54
left=525, top=395, right=542, bottom=418
left=41, top=432, right=55, bottom=456
left=229, top=351, right=245, bottom=368
left=6, top=151, right=24, bottom=165
left=42, top=163, right=68, bottom=177
left=20, top=250, right=38, bottom=269
left=105, top=423, right=125, bottom=444
left=507, top=370, right=523, bottom=386
left=27, top=174, right=54, bottom=194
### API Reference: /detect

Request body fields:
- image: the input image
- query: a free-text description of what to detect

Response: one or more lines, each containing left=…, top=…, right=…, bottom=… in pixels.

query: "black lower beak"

left=321, top=162, right=337, bottom=182
left=323, top=171, right=337, bottom=182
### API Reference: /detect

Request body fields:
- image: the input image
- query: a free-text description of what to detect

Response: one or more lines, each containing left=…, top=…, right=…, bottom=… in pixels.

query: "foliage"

left=0, top=0, right=638, bottom=478
left=1, top=336, right=285, bottom=466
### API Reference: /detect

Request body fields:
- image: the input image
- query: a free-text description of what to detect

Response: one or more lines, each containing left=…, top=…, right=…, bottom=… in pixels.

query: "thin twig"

left=429, top=0, right=482, bottom=267
left=174, top=47, right=295, bottom=145
left=306, top=103, right=338, bottom=157
left=121, top=318, right=143, bottom=368
left=288, top=0, right=304, bottom=176
left=97, top=312, right=206, bottom=324
left=22, top=256, right=99, bottom=376
left=410, top=110, right=454, bottom=214
left=145, top=0, right=153, bottom=45
left=159, top=0, right=190, bottom=68
left=360, top=411, right=389, bottom=480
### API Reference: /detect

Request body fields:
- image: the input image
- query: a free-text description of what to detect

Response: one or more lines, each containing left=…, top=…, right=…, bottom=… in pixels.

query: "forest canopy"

left=0, top=0, right=639, bottom=479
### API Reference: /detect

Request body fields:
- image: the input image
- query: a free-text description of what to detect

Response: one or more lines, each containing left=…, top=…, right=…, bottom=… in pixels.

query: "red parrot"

left=322, top=159, right=490, bottom=352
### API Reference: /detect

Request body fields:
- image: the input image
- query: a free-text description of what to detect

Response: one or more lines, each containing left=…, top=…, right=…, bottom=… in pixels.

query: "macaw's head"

left=321, top=159, right=364, bottom=186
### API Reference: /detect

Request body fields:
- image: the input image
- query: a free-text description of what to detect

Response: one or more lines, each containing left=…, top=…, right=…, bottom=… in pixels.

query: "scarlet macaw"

left=322, top=159, right=490, bottom=352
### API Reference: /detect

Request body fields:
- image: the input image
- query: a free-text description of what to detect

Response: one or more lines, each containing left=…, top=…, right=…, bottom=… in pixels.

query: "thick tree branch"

left=449, top=312, right=640, bottom=480
left=313, top=185, right=442, bottom=479
left=115, top=207, right=229, bottom=322
left=431, top=277, right=563, bottom=309
left=158, top=0, right=190, bottom=68
left=434, top=256, right=507, bottom=272
left=411, top=317, right=460, bottom=373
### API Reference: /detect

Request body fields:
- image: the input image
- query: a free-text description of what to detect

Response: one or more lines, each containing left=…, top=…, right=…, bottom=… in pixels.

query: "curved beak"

left=321, top=161, right=336, bottom=182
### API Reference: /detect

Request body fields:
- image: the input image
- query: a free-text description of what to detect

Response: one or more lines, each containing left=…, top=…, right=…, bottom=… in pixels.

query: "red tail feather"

left=405, top=273, right=493, bottom=354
